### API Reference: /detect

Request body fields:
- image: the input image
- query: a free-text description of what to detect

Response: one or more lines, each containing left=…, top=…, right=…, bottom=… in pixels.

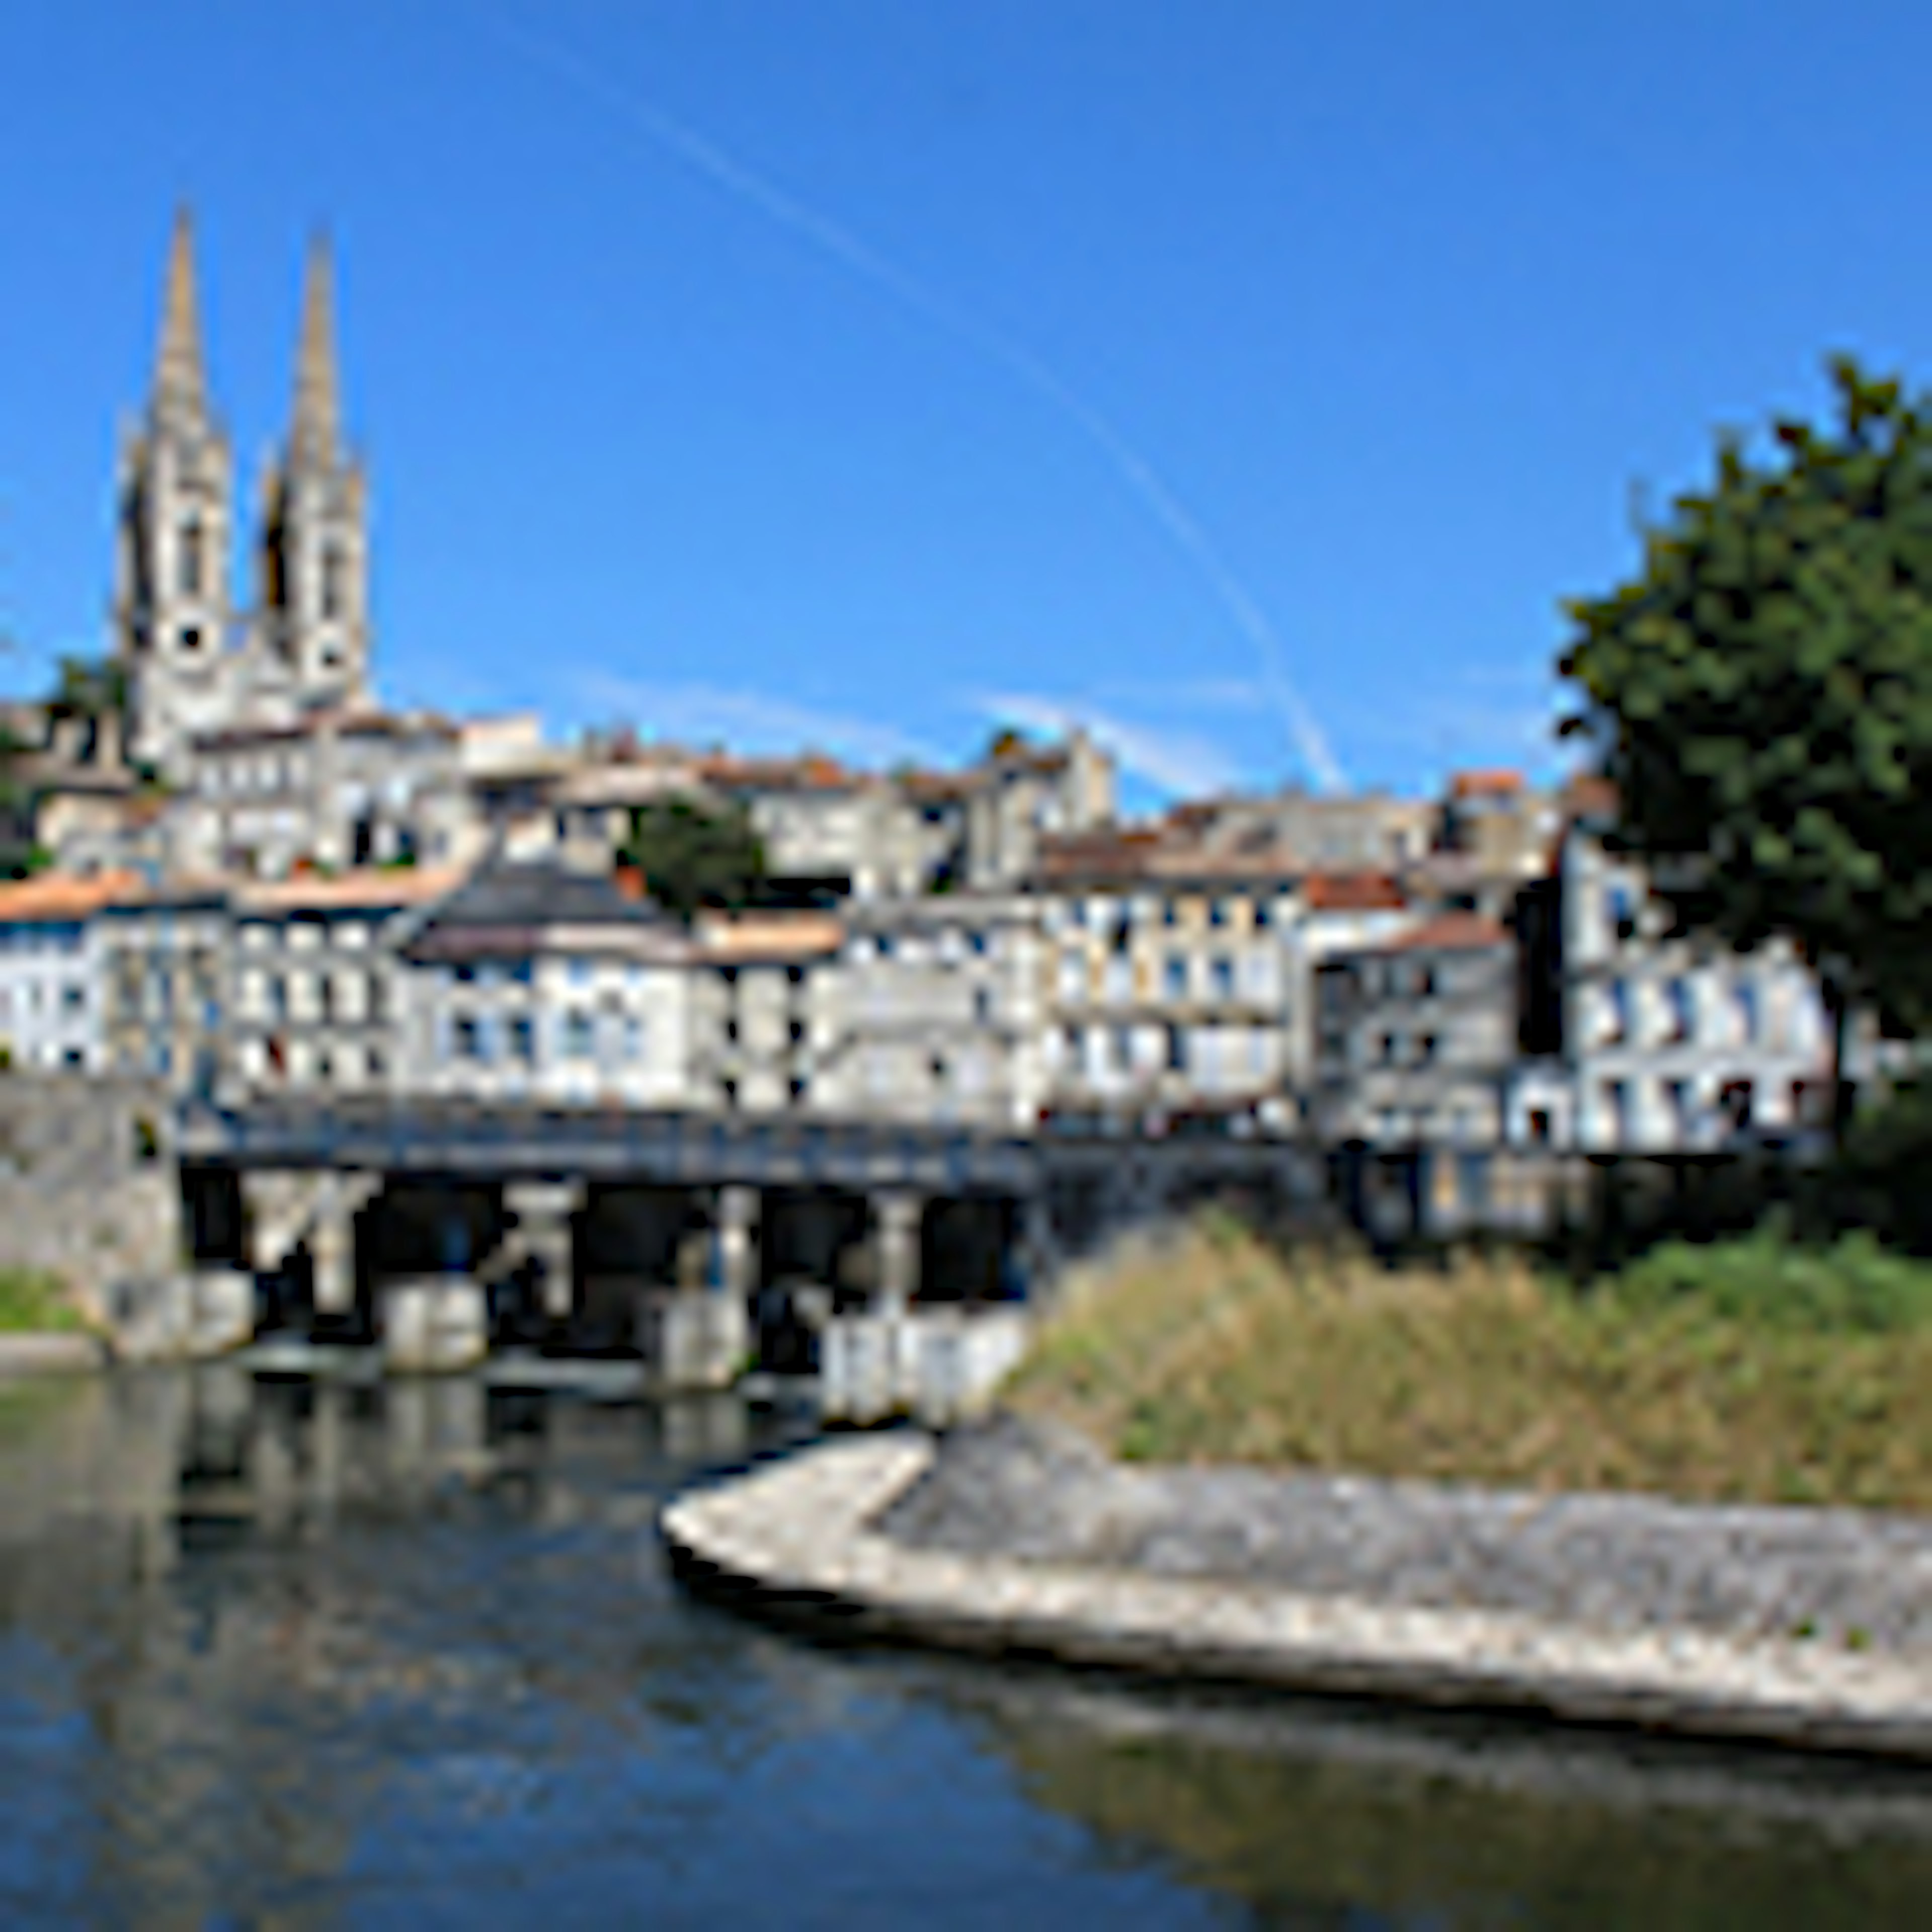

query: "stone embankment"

left=660, top=1413, right=1932, bottom=1762
left=0, top=1333, right=107, bottom=1376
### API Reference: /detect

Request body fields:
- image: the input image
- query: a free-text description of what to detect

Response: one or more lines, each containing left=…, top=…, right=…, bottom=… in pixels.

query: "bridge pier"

left=871, top=1189, right=923, bottom=1316
left=713, top=1185, right=759, bottom=1301
left=503, top=1180, right=584, bottom=1323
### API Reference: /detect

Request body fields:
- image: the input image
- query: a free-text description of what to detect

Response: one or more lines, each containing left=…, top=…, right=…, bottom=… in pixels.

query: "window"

left=1735, top=983, right=1758, bottom=1046
left=1458, top=1152, right=1490, bottom=1217
left=509, top=1016, right=535, bottom=1063
left=178, top=520, right=204, bottom=597
left=1164, top=955, right=1188, bottom=1001
left=973, top=986, right=992, bottom=1027
left=321, top=544, right=346, bottom=621
left=454, top=1016, right=481, bottom=1061
left=1666, top=978, right=1694, bottom=1043
left=1166, top=1024, right=1185, bottom=1072
left=1210, top=956, right=1235, bottom=1001
left=1607, top=883, right=1638, bottom=943
left=564, top=1011, right=595, bottom=1059
left=1526, top=1107, right=1552, bottom=1147
left=1603, top=980, right=1628, bottom=1046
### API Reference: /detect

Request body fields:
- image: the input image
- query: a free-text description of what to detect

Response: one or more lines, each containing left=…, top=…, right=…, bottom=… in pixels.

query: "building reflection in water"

left=4, top=1370, right=1931, bottom=1929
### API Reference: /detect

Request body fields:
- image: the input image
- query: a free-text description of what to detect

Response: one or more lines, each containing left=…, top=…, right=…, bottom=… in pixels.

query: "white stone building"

left=1029, top=820, right=1414, bottom=1132
left=688, top=912, right=847, bottom=1117
left=825, top=894, right=1046, bottom=1130
left=229, top=868, right=463, bottom=1096
left=0, top=873, right=136, bottom=1073
left=172, top=708, right=467, bottom=880
left=394, top=863, right=700, bottom=1109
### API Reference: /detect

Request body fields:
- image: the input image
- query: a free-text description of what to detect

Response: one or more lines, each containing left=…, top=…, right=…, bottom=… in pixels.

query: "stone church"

left=116, top=209, right=372, bottom=777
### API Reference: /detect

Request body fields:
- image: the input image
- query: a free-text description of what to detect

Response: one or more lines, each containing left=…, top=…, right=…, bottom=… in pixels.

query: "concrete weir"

left=660, top=1434, right=1932, bottom=1764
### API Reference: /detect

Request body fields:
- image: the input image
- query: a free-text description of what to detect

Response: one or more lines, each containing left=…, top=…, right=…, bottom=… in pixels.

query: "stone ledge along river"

left=1, top=1364, right=1929, bottom=1928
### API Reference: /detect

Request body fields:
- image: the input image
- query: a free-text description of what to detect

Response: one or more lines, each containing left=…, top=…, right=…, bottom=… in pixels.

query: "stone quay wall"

left=659, top=1418, right=1932, bottom=1763
left=0, top=1073, right=181, bottom=1325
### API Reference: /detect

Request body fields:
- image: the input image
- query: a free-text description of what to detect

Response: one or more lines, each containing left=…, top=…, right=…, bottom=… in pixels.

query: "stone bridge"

left=173, top=1097, right=1334, bottom=1393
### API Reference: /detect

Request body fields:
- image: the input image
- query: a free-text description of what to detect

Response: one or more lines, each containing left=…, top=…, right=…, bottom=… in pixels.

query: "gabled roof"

left=401, top=860, right=688, bottom=963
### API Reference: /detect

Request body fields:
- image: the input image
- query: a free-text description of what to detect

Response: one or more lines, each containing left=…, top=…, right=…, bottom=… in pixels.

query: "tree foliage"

left=0, top=720, right=39, bottom=880
left=47, top=653, right=127, bottom=723
left=1560, top=356, right=1932, bottom=1046
left=618, top=796, right=768, bottom=922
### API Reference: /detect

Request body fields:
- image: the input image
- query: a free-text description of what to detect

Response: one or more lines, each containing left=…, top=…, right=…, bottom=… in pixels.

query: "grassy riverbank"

left=0, top=1266, right=86, bottom=1334
left=1002, top=1216, right=1932, bottom=1511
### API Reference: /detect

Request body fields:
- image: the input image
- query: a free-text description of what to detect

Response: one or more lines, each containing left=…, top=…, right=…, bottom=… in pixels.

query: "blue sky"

left=3, top=2, right=1930, bottom=811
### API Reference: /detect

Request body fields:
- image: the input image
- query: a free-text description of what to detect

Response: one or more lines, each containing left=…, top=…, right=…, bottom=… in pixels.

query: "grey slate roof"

left=402, top=860, right=680, bottom=962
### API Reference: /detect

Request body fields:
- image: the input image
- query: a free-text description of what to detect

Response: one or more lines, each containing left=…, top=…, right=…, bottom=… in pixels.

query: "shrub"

left=1607, top=1225, right=1932, bottom=1336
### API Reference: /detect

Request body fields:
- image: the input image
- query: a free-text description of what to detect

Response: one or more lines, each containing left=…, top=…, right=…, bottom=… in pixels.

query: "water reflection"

left=1, top=1369, right=1928, bottom=1928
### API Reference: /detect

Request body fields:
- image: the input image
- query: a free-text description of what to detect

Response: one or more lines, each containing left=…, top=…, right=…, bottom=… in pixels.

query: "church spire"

left=289, top=230, right=342, bottom=468
left=153, top=205, right=208, bottom=422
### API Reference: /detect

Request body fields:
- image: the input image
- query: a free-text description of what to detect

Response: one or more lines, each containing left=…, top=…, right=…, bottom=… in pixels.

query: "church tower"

left=116, top=208, right=237, bottom=772
left=256, top=234, right=370, bottom=711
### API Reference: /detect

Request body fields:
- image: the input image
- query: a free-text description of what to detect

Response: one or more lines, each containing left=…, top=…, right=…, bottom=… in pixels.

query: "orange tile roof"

left=1562, top=773, right=1620, bottom=821
left=696, top=912, right=845, bottom=961
left=1384, top=912, right=1509, bottom=953
left=896, top=768, right=975, bottom=802
left=1302, top=871, right=1407, bottom=912
left=235, top=865, right=466, bottom=914
left=1450, top=768, right=1525, bottom=799
left=0, top=869, right=143, bottom=922
left=696, top=752, right=861, bottom=793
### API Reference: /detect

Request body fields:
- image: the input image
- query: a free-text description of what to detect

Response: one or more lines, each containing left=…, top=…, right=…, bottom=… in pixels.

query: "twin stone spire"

left=120, top=207, right=369, bottom=774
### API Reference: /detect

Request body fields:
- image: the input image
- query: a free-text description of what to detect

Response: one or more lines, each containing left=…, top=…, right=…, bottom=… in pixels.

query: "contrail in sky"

left=469, top=5, right=1348, bottom=793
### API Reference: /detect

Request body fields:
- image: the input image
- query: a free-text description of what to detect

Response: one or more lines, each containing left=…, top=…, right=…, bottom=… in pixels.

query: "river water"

left=1, top=1366, right=1928, bottom=1929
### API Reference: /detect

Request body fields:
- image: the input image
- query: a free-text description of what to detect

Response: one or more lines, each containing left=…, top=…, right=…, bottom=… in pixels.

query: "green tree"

left=0, top=718, right=40, bottom=880
left=618, top=795, right=768, bottom=922
left=1560, top=357, right=1932, bottom=1134
left=47, top=653, right=128, bottom=726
